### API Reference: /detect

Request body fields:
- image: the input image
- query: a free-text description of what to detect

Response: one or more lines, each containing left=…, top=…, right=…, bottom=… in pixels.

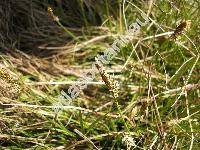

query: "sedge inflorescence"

left=0, top=66, right=21, bottom=99
left=171, top=20, right=191, bottom=40
left=95, top=63, right=119, bottom=98
left=47, top=6, right=59, bottom=22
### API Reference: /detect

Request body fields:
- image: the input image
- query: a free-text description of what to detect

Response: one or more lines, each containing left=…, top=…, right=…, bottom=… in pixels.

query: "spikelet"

left=95, top=62, right=119, bottom=98
left=171, top=20, right=191, bottom=40
left=47, top=6, right=59, bottom=22
left=0, top=66, right=21, bottom=99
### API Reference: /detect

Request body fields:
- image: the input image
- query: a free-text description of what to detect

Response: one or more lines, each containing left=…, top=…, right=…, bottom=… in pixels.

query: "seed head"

left=0, top=66, right=21, bottom=99
left=171, top=20, right=191, bottom=40
left=48, top=6, right=59, bottom=22
left=95, top=62, right=119, bottom=98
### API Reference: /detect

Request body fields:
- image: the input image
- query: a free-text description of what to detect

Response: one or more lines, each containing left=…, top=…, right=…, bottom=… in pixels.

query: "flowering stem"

left=114, top=98, right=130, bottom=133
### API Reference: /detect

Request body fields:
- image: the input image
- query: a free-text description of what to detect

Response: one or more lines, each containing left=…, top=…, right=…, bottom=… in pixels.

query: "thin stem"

left=114, top=98, right=130, bottom=132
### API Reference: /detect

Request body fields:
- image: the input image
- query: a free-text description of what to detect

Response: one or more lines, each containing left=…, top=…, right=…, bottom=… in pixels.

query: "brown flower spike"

left=0, top=66, right=21, bottom=99
left=171, top=20, right=191, bottom=40
left=95, top=62, right=119, bottom=98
